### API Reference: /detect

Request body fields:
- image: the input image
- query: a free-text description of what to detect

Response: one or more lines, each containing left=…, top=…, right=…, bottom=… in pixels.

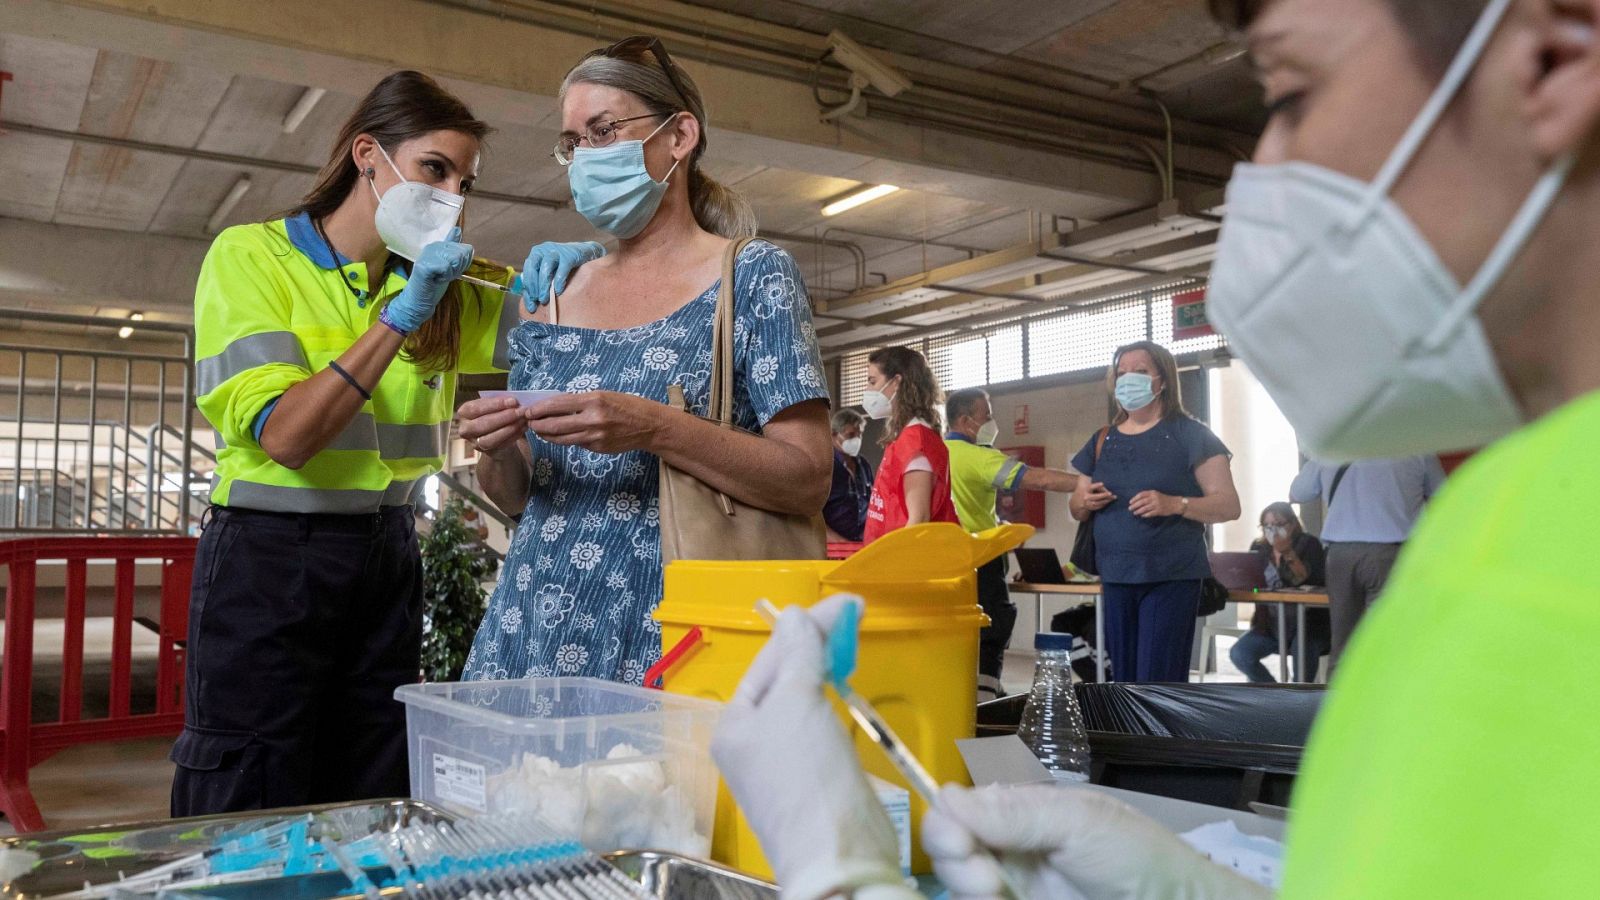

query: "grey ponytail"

left=561, top=51, right=757, bottom=238
left=687, top=166, right=757, bottom=239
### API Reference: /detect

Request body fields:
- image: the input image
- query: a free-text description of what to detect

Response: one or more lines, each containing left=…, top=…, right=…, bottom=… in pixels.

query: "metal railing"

left=0, top=311, right=210, bottom=535
left=417, top=469, right=517, bottom=569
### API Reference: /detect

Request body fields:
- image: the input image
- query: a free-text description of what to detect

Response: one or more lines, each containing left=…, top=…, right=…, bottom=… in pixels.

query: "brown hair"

left=289, top=70, right=498, bottom=372
left=1260, top=501, right=1303, bottom=533
left=561, top=41, right=758, bottom=238
left=867, top=346, right=943, bottom=442
left=1107, top=340, right=1187, bottom=425
left=1208, top=0, right=1489, bottom=73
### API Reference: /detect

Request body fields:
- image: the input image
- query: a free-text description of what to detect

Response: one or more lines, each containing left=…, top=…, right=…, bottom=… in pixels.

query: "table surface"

left=1009, top=581, right=1105, bottom=595
left=1011, top=581, right=1329, bottom=605
left=1244, top=589, right=1330, bottom=605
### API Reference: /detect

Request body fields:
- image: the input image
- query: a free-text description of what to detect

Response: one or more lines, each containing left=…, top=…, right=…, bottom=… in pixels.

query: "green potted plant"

left=420, top=496, right=494, bottom=682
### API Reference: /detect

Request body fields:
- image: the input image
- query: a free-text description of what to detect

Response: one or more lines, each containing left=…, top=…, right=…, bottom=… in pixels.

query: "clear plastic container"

left=395, top=677, right=722, bottom=856
left=1016, top=632, right=1092, bottom=782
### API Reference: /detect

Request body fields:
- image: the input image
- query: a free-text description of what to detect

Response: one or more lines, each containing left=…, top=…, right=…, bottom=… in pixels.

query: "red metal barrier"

left=0, top=537, right=195, bottom=832
left=826, top=541, right=863, bottom=560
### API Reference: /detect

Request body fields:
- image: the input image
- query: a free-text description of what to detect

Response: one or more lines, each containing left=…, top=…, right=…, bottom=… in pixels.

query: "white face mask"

left=861, top=382, right=895, bottom=421
left=861, top=390, right=892, bottom=421
left=976, top=420, right=1000, bottom=447
left=1207, top=0, right=1573, bottom=462
left=840, top=436, right=863, bottom=457
left=369, top=141, right=465, bottom=262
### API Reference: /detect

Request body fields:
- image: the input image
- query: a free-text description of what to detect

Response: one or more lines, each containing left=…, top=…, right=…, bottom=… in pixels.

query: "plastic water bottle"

left=1016, top=632, right=1092, bottom=782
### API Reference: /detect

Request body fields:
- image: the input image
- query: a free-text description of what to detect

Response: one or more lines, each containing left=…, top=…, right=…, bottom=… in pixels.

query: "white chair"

left=1196, top=613, right=1247, bottom=683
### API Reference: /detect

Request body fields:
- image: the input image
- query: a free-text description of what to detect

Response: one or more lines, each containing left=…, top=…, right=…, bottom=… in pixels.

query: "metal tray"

left=1, top=802, right=776, bottom=899
left=605, top=851, right=777, bottom=900
left=0, top=798, right=452, bottom=898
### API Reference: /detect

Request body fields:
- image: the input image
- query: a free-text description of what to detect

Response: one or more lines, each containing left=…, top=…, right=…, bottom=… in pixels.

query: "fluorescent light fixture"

left=118, top=311, right=144, bottom=340
left=282, top=86, right=327, bottom=134
left=822, top=184, right=899, bottom=217
left=206, top=175, right=252, bottom=234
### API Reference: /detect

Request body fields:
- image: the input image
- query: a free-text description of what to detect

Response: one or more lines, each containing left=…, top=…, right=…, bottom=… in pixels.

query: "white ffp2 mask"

left=1206, top=0, right=1572, bottom=462
left=976, top=420, right=1000, bottom=447
left=369, top=142, right=464, bottom=262
left=861, top=389, right=893, bottom=421
left=840, top=436, right=863, bottom=457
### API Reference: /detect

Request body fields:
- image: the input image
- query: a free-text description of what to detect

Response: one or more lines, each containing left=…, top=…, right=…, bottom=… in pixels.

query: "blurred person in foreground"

left=710, top=0, right=1600, bottom=896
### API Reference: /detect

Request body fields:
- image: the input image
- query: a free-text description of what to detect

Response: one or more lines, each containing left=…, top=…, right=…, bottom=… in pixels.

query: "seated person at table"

left=1230, top=502, right=1330, bottom=682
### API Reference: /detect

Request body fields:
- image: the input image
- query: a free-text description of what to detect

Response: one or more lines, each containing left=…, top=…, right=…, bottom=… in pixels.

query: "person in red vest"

left=860, top=346, right=958, bottom=542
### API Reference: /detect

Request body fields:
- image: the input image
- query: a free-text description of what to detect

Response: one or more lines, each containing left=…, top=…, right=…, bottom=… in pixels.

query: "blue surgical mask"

left=568, top=115, right=681, bottom=239
left=1114, top=373, right=1156, bottom=412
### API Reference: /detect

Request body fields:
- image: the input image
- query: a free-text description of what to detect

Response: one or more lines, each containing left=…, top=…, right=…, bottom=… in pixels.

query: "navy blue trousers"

left=1101, top=580, right=1202, bottom=683
left=171, top=505, right=422, bottom=816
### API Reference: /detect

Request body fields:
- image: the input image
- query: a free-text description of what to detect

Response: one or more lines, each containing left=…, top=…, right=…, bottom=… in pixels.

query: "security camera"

left=826, top=30, right=913, bottom=98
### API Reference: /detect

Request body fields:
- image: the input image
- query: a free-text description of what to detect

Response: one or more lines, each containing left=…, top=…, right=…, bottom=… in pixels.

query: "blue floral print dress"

left=462, top=241, right=830, bottom=684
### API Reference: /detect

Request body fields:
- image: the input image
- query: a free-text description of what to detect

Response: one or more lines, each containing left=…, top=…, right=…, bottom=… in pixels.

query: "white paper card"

left=956, top=735, right=1056, bottom=787
left=1179, top=820, right=1285, bottom=889
left=480, top=389, right=564, bottom=407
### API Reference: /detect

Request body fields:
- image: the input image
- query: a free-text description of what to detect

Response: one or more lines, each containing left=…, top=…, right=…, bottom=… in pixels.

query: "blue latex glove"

left=384, top=228, right=474, bottom=334
left=520, top=241, right=605, bottom=311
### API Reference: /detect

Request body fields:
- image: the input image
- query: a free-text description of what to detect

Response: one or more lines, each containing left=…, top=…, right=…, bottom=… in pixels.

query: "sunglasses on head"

left=586, top=35, right=695, bottom=113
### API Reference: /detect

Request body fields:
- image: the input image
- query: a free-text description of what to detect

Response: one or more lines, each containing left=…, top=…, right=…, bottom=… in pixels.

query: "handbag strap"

left=708, top=237, right=754, bottom=426
left=1093, top=426, right=1110, bottom=462
left=1327, top=463, right=1352, bottom=508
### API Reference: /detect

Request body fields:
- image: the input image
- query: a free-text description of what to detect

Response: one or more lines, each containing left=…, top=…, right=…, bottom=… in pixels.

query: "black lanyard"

left=313, top=218, right=392, bottom=308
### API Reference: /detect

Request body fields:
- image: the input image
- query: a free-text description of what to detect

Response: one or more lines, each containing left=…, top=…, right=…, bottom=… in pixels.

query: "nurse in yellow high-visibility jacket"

left=176, top=71, right=599, bottom=815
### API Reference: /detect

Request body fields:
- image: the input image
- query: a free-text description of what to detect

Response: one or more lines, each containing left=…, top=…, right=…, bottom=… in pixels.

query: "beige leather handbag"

left=657, top=238, right=827, bottom=563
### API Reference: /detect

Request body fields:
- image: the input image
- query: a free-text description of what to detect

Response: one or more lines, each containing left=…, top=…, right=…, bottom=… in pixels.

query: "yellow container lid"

left=658, top=523, right=1033, bottom=631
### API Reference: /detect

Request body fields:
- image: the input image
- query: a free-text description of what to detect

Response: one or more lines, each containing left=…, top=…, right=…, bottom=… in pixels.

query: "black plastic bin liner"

left=976, top=683, right=1327, bottom=810
left=1076, top=683, right=1324, bottom=746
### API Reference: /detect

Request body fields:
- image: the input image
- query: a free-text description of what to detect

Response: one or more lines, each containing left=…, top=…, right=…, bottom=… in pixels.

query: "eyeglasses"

left=553, top=35, right=695, bottom=165
left=553, top=113, right=669, bottom=165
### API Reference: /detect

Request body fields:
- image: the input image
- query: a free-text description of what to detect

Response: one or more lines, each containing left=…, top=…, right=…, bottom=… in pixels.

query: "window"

left=834, top=280, right=1224, bottom=405
left=1027, top=295, right=1148, bottom=378
left=985, top=325, right=1024, bottom=384
left=839, top=352, right=871, bottom=407
left=926, top=332, right=988, bottom=394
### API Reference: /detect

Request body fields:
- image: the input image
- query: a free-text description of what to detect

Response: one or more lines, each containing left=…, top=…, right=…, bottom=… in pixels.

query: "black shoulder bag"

left=1068, top=427, right=1111, bottom=577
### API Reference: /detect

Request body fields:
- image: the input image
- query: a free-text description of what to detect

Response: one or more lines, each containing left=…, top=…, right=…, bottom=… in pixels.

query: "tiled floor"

left=0, top=737, right=174, bottom=836
left=1001, top=632, right=1262, bottom=696
left=0, top=617, right=171, bottom=836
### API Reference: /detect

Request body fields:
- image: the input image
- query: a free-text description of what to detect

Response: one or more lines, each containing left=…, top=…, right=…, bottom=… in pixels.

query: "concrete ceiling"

left=685, top=0, right=1265, bottom=132
left=0, top=0, right=1259, bottom=348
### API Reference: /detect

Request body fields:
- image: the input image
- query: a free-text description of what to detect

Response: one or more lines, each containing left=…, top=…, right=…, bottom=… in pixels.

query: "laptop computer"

left=1014, top=547, right=1070, bottom=584
left=1209, top=551, right=1268, bottom=592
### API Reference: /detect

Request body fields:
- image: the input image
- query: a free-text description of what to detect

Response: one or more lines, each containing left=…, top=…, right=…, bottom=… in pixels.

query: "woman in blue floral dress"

left=455, top=37, right=832, bottom=684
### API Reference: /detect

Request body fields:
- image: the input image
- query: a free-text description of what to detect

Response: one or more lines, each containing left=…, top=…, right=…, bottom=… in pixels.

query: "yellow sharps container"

left=652, top=522, right=1033, bottom=877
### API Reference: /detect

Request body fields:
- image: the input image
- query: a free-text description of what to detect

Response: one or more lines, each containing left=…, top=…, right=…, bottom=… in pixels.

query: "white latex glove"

left=711, top=595, right=913, bottom=900
left=923, top=784, right=1275, bottom=900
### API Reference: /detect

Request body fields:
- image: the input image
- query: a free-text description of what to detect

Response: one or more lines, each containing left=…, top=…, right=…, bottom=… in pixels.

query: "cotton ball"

left=601, top=745, right=666, bottom=796
left=483, top=745, right=708, bottom=854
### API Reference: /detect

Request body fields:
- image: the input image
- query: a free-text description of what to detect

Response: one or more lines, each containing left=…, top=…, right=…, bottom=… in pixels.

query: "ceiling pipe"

left=423, top=0, right=1249, bottom=182
left=819, top=264, right=1212, bottom=358
left=760, top=229, right=867, bottom=291
left=0, top=120, right=565, bottom=209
